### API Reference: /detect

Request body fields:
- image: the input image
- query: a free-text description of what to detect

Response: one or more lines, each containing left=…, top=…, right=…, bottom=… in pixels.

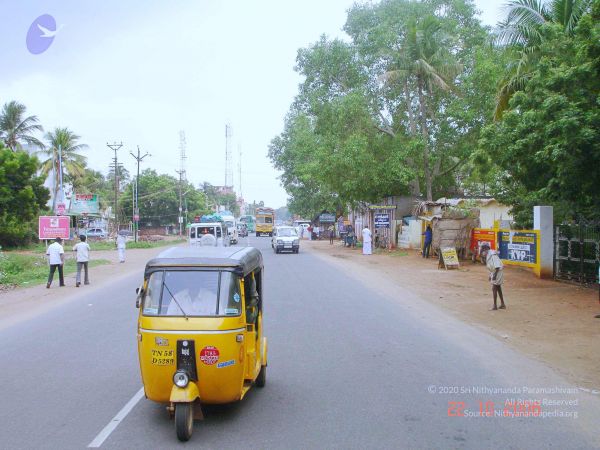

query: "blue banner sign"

left=497, top=231, right=538, bottom=265
left=374, top=213, right=390, bottom=228
left=319, top=213, right=336, bottom=223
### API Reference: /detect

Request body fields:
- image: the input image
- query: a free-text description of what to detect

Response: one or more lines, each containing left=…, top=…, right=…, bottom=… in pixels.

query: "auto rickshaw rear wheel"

left=175, top=402, right=194, bottom=442
left=256, top=365, right=266, bottom=388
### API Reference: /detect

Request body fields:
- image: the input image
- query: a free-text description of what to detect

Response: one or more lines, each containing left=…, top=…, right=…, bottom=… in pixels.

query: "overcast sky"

left=1, top=0, right=506, bottom=209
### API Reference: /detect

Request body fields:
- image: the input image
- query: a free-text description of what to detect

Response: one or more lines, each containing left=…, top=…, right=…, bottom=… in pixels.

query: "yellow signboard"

left=441, top=247, right=460, bottom=270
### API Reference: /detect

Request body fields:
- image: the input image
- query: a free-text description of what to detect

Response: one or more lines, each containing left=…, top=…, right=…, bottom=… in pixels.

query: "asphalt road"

left=1, top=236, right=598, bottom=449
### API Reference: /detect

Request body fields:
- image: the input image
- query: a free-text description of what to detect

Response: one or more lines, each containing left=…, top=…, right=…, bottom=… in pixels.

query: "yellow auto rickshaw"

left=135, top=246, right=267, bottom=441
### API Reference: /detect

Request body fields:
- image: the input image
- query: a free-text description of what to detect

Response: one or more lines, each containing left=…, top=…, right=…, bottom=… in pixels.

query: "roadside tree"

left=0, top=100, right=44, bottom=151
left=0, top=142, right=49, bottom=246
left=481, top=10, right=600, bottom=226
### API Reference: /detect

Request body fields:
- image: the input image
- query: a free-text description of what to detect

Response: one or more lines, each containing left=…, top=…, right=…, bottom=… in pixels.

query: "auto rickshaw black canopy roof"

left=145, top=245, right=263, bottom=277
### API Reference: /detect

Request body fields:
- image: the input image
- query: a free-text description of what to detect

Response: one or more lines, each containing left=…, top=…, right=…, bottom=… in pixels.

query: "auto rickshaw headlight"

left=173, top=370, right=189, bottom=388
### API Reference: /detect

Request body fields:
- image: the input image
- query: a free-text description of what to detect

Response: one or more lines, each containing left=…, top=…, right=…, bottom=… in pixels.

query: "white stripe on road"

left=88, top=387, right=145, bottom=448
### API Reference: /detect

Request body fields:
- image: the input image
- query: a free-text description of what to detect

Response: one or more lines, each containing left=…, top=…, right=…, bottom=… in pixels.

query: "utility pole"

left=130, top=145, right=150, bottom=242
left=107, top=142, right=123, bottom=234
left=177, top=131, right=187, bottom=236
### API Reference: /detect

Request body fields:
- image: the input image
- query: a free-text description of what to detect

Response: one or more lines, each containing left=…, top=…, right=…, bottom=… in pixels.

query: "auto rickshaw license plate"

left=151, top=349, right=174, bottom=365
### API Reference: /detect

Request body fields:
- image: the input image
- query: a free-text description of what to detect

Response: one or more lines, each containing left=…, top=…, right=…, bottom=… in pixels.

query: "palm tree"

left=0, top=100, right=44, bottom=151
left=38, top=127, right=88, bottom=208
left=381, top=15, right=461, bottom=200
left=495, top=0, right=591, bottom=119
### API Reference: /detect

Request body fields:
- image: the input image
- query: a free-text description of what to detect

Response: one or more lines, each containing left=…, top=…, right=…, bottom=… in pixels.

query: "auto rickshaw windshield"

left=143, top=270, right=241, bottom=317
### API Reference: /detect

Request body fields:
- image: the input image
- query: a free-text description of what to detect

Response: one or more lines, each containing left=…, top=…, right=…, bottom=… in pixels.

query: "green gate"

left=554, top=222, right=600, bottom=285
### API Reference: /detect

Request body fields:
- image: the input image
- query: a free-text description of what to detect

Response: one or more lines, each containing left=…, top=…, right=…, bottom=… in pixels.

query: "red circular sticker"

left=199, top=346, right=220, bottom=365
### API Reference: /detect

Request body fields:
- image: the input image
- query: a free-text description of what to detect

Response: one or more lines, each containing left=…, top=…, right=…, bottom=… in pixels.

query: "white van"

left=188, top=222, right=229, bottom=247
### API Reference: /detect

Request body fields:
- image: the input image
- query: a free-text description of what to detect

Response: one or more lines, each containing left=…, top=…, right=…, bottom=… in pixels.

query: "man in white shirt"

left=73, top=235, right=91, bottom=287
left=116, top=233, right=127, bottom=263
left=46, top=237, right=65, bottom=288
left=362, top=226, right=372, bottom=255
left=166, top=287, right=217, bottom=316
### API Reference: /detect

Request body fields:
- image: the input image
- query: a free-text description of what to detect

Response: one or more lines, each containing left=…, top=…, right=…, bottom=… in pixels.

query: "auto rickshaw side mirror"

left=135, top=286, right=144, bottom=308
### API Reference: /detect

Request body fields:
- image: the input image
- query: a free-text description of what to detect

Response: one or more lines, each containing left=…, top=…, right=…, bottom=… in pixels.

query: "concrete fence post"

left=534, top=206, right=554, bottom=278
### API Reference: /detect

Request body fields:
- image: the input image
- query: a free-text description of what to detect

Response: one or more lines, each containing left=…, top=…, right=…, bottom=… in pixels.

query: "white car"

left=271, top=226, right=300, bottom=254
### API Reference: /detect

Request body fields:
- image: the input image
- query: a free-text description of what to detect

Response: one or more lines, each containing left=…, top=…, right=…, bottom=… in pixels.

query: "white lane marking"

left=88, top=387, right=144, bottom=448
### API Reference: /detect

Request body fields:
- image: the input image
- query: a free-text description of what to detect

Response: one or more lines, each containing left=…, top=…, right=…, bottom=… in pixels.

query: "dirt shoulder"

left=0, top=244, right=184, bottom=331
left=304, top=238, right=600, bottom=391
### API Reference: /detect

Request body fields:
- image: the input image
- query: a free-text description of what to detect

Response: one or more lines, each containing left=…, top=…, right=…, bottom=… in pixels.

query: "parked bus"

left=239, top=215, right=256, bottom=233
left=255, top=207, right=275, bottom=237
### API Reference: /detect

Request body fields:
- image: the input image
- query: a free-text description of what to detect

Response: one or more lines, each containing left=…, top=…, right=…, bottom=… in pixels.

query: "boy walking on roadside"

left=46, top=237, right=65, bottom=288
left=480, top=243, right=507, bottom=311
left=73, top=235, right=91, bottom=287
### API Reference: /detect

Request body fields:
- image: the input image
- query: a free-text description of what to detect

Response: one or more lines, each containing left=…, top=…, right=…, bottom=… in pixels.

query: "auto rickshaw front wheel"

left=256, top=365, right=266, bottom=388
left=175, top=402, right=194, bottom=442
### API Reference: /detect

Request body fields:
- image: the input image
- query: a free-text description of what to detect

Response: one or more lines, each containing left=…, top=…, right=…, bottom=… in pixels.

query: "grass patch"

left=0, top=252, right=110, bottom=287
left=373, top=248, right=409, bottom=256
left=127, top=239, right=186, bottom=249
left=13, top=238, right=186, bottom=253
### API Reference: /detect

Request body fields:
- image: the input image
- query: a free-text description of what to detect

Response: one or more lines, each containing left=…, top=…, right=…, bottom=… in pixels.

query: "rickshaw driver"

left=166, top=286, right=217, bottom=316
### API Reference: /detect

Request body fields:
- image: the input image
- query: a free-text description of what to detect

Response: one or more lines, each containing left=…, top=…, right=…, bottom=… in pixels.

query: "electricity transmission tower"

left=176, top=131, right=187, bottom=236
left=225, top=123, right=233, bottom=188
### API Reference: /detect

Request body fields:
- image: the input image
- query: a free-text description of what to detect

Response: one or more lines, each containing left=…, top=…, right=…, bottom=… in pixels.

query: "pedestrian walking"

left=329, top=224, right=335, bottom=244
left=422, top=224, right=433, bottom=258
left=73, top=234, right=90, bottom=287
left=116, top=233, right=127, bottom=263
left=46, top=237, right=65, bottom=288
left=362, top=226, right=372, bottom=255
left=480, top=243, right=506, bottom=311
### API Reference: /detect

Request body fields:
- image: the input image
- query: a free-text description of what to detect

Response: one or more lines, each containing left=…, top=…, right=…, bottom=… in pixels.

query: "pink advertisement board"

left=39, top=216, right=70, bottom=240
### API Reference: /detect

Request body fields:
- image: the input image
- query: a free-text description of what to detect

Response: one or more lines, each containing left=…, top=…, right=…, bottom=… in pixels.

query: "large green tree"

left=0, top=142, right=49, bottom=246
left=495, top=0, right=592, bottom=118
left=0, top=100, right=44, bottom=151
left=481, top=8, right=600, bottom=225
left=270, top=0, right=495, bottom=213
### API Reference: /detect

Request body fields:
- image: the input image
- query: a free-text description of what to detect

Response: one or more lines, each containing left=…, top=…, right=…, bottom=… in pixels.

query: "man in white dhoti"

left=116, top=234, right=127, bottom=263
left=362, top=226, right=372, bottom=255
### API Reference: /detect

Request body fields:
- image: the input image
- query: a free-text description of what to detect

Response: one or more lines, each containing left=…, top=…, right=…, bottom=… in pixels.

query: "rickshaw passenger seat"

left=245, top=277, right=259, bottom=324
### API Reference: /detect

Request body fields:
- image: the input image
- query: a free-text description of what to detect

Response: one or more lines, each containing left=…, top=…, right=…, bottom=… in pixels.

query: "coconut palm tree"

left=0, top=100, right=44, bottom=151
left=38, top=127, right=88, bottom=208
left=381, top=15, right=461, bottom=200
left=494, top=0, right=592, bottom=119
